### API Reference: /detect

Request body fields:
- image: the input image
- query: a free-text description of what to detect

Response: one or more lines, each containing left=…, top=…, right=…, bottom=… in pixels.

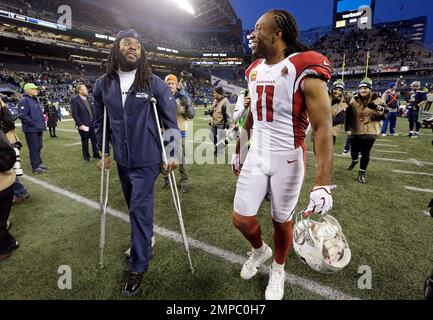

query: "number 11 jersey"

left=246, top=51, right=332, bottom=152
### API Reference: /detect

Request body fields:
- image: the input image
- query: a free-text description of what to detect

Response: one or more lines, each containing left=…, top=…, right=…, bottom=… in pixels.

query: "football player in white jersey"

left=231, top=9, right=334, bottom=300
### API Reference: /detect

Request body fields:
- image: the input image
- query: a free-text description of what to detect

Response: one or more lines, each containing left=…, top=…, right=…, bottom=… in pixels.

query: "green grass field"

left=1, top=107, right=432, bottom=300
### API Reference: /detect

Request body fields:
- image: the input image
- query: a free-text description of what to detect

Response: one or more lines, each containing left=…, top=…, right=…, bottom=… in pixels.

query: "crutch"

left=151, top=97, right=194, bottom=273
left=99, top=107, right=110, bottom=268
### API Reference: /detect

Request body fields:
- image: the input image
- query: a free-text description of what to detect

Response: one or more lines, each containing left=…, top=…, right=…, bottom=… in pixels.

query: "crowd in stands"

left=313, top=27, right=433, bottom=68
left=0, top=64, right=242, bottom=111
left=0, top=66, right=95, bottom=111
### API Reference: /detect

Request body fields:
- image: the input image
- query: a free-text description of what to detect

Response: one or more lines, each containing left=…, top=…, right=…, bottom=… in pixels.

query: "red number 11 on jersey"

left=256, top=85, right=275, bottom=122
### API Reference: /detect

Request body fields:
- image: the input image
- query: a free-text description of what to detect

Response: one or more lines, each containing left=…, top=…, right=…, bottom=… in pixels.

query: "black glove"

left=367, top=102, right=378, bottom=110
left=368, top=102, right=385, bottom=113
left=12, top=141, right=22, bottom=150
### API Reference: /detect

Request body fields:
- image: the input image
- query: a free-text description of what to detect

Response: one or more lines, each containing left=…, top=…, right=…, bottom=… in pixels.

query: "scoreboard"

left=333, top=0, right=375, bottom=29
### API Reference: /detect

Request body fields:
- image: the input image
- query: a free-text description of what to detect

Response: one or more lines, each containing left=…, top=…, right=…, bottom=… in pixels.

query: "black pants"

left=408, top=109, right=421, bottom=132
left=49, top=127, right=56, bottom=137
left=351, top=136, right=376, bottom=171
left=24, top=131, right=43, bottom=170
left=78, top=127, right=99, bottom=160
left=211, top=125, right=225, bottom=154
left=0, top=185, right=15, bottom=253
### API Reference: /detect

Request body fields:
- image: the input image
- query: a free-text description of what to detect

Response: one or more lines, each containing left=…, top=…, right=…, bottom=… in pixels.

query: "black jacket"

left=0, top=105, right=15, bottom=134
left=0, top=130, right=16, bottom=172
left=70, top=95, right=95, bottom=128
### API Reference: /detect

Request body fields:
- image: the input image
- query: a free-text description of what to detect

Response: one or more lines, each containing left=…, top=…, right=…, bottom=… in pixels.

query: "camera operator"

left=0, top=126, right=19, bottom=261
left=0, top=97, right=30, bottom=205
left=209, top=87, right=231, bottom=156
left=163, top=74, right=195, bottom=193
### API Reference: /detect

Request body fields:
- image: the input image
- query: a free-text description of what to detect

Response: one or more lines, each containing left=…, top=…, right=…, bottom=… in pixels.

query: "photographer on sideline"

left=209, top=87, right=231, bottom=156
left=163, top=74, right=195, bottom=193
left=0, top=124, right=19, bottom=261
left=0, top=96, right=30, bottom=205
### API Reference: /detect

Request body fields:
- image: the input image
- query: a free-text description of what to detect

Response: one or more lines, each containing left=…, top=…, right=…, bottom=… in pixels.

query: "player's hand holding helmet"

left=305, top=186, right=333, bottom=216
left=293, top=209, right=351, bottom=274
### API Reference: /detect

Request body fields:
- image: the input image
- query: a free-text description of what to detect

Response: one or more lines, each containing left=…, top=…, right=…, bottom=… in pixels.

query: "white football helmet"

left=292, top=210, right=351, bottom=274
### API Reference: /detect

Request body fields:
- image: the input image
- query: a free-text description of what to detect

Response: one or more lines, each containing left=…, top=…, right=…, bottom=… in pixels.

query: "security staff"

left=70, top=84, right=101, bottom=162
left=94, top=29, right=179, bottom=296
left=17, top=83, right=48, bottom=174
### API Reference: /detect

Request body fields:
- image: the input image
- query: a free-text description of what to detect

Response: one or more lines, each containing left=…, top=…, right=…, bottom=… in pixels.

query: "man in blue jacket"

left=94, top=29, right=179, bottom=296
left=17, top=83, right=48, bottom=174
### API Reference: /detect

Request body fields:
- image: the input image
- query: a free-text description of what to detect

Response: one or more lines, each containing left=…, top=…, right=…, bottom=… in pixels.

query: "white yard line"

left=405, top=186, right=433, bottom=193
left=318, top=151, right=433, bottom=166
left=21, top=174, right=359, bottom=301
left=65, top=142, right=82, bottom=147
left=374, top=144, right=397, bottom=147
left=56, top=129, right=77, bottom=132
left=311, top=152, right=433, bottom=167
left=15, top=119, right=73, bottom=127
left=374, top=150, right=407, bottom=154
left=392, top=170, right=433, bottom=177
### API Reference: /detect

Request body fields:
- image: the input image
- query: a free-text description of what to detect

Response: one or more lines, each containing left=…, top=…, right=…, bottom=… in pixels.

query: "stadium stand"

left=313, top=27, right=433, bottom=68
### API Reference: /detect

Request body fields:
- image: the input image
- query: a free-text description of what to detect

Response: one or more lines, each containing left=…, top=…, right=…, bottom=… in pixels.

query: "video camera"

left=204, top=109, right=214, bottom=117
left=12, top=142, right=23, bottom=176
left=180, top=70, right=193, bottom=79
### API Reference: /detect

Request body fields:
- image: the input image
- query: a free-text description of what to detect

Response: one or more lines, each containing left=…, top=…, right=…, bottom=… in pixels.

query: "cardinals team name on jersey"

left=257, top=80, right=276, bottom=85
left=246, top=51, right=331, bottom=152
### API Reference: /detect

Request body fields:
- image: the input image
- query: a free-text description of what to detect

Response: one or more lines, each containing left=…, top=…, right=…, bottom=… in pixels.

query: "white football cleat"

left=125, top=235, right=155, bottom=258
left=265, top=262, right=285, bottom=300
left=240, top=243, right=272, bottom=280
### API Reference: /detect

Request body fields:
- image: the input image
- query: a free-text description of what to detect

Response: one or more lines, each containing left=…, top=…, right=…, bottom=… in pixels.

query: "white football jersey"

left=246, top=51, right=331, bottom=152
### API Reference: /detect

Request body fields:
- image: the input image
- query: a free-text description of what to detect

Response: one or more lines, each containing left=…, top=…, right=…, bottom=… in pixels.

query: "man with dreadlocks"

left=231, top=10, right=334, bottom=300
left=93, top=29, right=179, bottom=296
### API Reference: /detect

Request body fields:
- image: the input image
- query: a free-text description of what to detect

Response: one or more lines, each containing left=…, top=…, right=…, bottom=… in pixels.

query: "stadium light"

left=171, top=0, right=195, bottom=15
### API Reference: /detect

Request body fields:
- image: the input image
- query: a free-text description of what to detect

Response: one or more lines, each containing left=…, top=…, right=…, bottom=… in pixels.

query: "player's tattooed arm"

left=304, top=77, right=333, bottom=187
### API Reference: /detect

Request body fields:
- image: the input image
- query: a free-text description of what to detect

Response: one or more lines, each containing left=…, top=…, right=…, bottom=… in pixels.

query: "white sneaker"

left=381, top=133, right=387, bottom=136
left=240, top=243, right=273, bottom=280
left=265, top=262, right=285, bottom=300
left=125, top=235, right=155, bottom=257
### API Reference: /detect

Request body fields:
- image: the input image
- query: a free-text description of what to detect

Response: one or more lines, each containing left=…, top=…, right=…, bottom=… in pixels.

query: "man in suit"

left=94, top=29, right=179, bottom=296
left=70, top=85, right=101, bottom=162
